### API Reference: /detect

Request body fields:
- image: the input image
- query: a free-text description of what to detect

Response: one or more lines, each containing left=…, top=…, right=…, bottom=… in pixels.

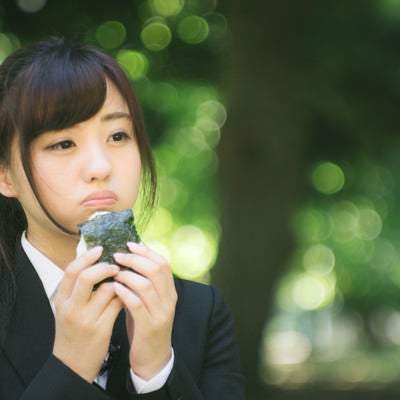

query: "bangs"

left=15, top=49, right=107, bottom=138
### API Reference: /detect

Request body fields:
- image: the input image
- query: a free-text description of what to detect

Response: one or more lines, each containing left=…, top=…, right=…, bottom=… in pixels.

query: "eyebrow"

left=101, top=111, right=132, bottom=122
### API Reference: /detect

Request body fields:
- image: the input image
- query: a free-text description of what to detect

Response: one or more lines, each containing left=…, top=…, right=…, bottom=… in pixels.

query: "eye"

left=109, top=131, right=131, bottom=142
left=47, top=140, right=75, bottom=151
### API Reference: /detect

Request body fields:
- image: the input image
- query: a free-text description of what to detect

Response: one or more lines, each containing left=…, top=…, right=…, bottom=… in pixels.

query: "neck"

left=26, top=229, right=80, bottom=270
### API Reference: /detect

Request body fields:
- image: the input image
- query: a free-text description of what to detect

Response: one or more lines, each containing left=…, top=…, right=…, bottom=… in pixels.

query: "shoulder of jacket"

left=174, top=277, right=220, bottom=313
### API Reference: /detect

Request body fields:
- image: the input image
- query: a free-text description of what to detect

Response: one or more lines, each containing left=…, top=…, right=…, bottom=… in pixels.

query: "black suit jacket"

left=0, top=247, right=245, bottom=399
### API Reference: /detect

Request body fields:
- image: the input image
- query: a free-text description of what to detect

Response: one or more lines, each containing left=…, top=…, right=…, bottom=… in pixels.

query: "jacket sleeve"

left=199, top=286, right=246, bottom=399
left=128, top=284, right=246, bottom=400
left=20, top=356, right=112, bottom=400
left=175, top=285, right=245, bottom=399
left=19, top=356, right=112, bottom=400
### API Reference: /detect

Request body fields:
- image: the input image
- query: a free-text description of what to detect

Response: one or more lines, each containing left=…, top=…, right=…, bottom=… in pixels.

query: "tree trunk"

left=214, top=1, right=309, bottom=396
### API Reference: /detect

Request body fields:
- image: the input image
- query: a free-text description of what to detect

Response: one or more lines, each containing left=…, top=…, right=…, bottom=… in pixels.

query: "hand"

left=53, top=246, right=123, bottom=382
left=113, top=242, right=177, bottom=380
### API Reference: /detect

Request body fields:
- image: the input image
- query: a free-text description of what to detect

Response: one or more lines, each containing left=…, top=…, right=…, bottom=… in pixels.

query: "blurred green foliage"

left=261, top=1, right=400, bottom=389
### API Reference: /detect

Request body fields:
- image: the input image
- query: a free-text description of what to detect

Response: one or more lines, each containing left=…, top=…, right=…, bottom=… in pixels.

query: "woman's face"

left=4, top=80, right=142, bottom=240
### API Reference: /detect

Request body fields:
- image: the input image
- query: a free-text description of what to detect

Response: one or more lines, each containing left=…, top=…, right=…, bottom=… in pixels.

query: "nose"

left=82, top=144, right=112, bottom=182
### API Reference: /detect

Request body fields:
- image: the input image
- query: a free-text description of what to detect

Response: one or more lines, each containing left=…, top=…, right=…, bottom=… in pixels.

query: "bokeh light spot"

left=265, top=331, right=312, bottom=366
left=171, top=225, right=215, bottom=279
left=150, top=0, right=184, bottom=17
left=178, top=16, right=209, bottom=44
left=311, top=161, right=345, bottom=195
left=371, top=238, right=397, bottom=271
left=293, top=208, right=333, bottom=242
left=96, top=21, right=127, bottom=49
left=330, top=201, right=359, bottom=242
left=197, top=100, right=227, bottom=128
left=116, top=50, right=148, bottom=80
left=17, top=0, right=47, bottom=13
left=303, top=244, right=335, bottom=275
left=293, top=275, right=327, bottom=310
left=158, top=176, right=182, bottom=207
left=356, top=208, right=382, bottom=240
left=141, top=22, right=172, bottom=51
left=206, top=12, right=229, bottom=42
left=0, top=33, right=13, bottom=63
left=195, top=119, right=221, bottom=149
left=142, top=207, right=174, bottom=238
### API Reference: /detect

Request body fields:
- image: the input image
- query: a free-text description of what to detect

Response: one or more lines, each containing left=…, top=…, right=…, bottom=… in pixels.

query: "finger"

left=127, top=242, right=175, bottom=290
left=97, top=296, right=124, bottom=331
left=127, top=242, right=167, bottom=266
left=114, top=281, right=149, bottom=320
left=114, top=251, right=156, bottom=276
left=89, top=281, right=122, bottom=315
left=114, top=270, right=159, bottom=314
left=56, top=246, right=103, bottom=302
left=114, top=251, right=175, bottom=302
left=70, top=263, right=120, bottom=304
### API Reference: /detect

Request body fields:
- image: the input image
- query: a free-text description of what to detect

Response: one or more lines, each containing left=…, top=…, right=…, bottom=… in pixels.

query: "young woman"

left=0, top=37, right=245, bottom=399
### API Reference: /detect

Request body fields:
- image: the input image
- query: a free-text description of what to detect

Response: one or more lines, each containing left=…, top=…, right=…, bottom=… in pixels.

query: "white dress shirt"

left=21, top=232, right=173, bottom=394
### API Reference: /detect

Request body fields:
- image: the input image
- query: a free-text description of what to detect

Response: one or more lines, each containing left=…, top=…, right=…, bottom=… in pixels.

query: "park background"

left=3, top=0, right=400, bottom=399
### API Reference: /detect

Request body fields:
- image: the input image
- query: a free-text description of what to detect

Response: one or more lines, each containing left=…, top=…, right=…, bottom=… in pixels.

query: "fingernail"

left=113, top=252, right=129, bottom=264
left=127, top=242, right=144, bottom=250
left=92, top=246, right=103, bottom=253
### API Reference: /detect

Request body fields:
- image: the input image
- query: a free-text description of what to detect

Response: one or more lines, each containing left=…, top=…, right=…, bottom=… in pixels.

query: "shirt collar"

left=21, top=231, right=64, bottom=302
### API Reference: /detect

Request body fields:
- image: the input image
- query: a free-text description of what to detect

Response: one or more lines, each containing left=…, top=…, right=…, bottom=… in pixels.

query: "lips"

left=81, top=190, right=117, bottom=207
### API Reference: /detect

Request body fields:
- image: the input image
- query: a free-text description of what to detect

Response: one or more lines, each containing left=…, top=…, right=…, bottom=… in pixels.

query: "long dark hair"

left=0, top=37, right=157, bottom=343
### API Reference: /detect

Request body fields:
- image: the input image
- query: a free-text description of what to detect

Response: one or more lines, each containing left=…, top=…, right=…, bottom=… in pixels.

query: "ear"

left=0, top=164, right=18, bottom=198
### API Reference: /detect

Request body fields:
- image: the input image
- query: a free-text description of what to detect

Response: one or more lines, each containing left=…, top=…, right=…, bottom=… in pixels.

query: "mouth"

left=81, top=190, right=118, bottom=208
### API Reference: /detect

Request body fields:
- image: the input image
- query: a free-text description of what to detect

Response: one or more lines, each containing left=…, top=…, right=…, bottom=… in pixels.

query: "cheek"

left=33, top=161, right=77, bottom=198
left=121, top=152, right=142, bottom=200
left=125, top=147, right=141, bottom=176
left=129, top=159, right=142, bottom=188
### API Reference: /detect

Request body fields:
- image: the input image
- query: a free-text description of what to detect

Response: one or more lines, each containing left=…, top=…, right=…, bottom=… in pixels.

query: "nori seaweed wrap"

left=77, top=209, right=140, bottom=287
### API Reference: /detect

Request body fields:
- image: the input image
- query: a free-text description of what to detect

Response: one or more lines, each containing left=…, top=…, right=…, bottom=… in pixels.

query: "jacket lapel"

left=4, top=245, right=55, bottom=385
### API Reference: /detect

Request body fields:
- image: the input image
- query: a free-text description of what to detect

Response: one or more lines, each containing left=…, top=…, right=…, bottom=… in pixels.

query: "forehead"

left=103, top=80, right=130, bottom=113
